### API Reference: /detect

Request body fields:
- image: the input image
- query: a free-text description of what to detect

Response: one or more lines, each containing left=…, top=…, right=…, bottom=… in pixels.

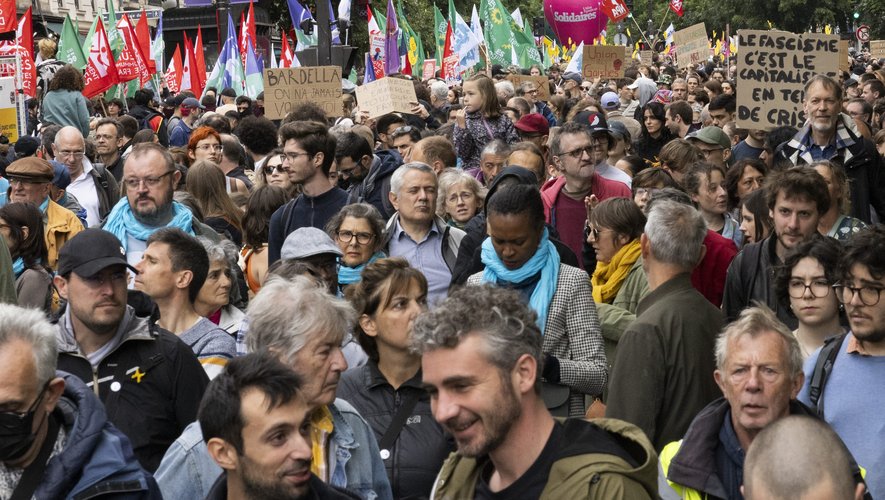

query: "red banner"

left=0, top=0, right=15, bottom=33
left=669, top=0, right=683, bottom=17
left=17, top=8, right=34, bottom=98
left=601, top=0, right=630, bottom=23
left=164, top=44, right=182, bottom=94
left=84, top=18, right=120, bottom=98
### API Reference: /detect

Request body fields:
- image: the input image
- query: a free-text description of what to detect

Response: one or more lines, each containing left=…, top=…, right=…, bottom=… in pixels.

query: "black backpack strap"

left=377, top=390, right=420, bottom=461
left=808, top=333, right=847, bottom=417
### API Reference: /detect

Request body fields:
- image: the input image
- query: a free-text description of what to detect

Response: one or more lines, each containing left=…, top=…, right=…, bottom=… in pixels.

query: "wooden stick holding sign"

left=355, top=77, right=419, bottom=118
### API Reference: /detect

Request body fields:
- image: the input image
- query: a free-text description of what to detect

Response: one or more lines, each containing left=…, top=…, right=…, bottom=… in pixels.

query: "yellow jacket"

left=45, top=199, right=84, bottom=270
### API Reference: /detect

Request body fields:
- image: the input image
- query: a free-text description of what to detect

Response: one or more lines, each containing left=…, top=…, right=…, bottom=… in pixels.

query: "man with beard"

left=798, top=225, right=885, bottom=499
left=415, top=285, right=659, bottom=499
left=200, top=353, right=360, bottom=500
left=722, top=167, right=830, bottom=328
left=101, top=143, right=221, bottom=271
left=778, top=74, right=885, bottom=224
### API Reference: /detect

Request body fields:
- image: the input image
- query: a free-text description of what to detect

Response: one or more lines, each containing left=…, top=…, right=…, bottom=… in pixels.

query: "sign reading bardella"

left=736, top=30, right=839, bottom=130
left=263, top=66, right=343, bottom=120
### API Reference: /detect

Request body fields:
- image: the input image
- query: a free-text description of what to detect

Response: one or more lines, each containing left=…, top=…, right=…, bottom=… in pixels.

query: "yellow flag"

left=633, top=43, right=639, bottom=59
left=825, top=24, right=832, bottom=34
left=715, top=39, right=722, bottom=55
left=767, top=20, right=773, bottom=29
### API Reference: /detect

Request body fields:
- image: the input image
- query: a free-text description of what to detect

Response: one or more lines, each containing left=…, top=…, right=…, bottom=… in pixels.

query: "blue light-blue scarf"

left=12, top=257, right=24, bottom=278
left=338, top=251, right=386, bottom=285
left=480, top=228, right=560, bottom=334
left=103, top=198, right=195, bottom=251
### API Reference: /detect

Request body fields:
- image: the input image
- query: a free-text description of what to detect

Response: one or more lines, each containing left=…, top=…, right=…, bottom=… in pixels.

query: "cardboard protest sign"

left=506, top=74, right=551, bottom=100
left=582, top=45, right=627, bottom=79
left=355, top=76, right=419, bottom=118
left=871, top=40, right=885, bottom=59
left=263, top=66, right=342, bottom=120
left=673, top=23, right=708, bottom=69
left=839, top=40, right=850, bottom=73
left=639, top=50, right=653, bottom=66
left=736, top=30, right=839, bottom=130
left=422, top=60, right=437, bottom=81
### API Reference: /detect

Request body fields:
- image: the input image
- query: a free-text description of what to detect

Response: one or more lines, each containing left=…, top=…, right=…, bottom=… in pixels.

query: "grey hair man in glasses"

left=54, top=126, right=119, bottom=227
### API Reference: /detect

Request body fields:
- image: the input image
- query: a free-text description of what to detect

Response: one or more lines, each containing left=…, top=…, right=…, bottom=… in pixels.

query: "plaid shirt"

left=784, top=113, right=858, bottom=165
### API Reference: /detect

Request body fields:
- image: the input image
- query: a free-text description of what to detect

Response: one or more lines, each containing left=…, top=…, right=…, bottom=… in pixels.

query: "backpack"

left=807, top=333, right=847, bottom=417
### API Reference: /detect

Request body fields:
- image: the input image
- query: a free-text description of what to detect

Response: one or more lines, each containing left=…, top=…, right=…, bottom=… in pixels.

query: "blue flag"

left=288, top=0, right=314, bottom=31
left=245, top=42, right=264, bottom=97
left=364, top=52, right=376, bottom=83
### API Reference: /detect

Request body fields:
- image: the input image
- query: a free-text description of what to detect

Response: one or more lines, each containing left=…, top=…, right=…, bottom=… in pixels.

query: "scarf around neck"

left=103, top=198, right=195, bottom=251
left=481, top=228, right=560, bottom=333
left=337, top=251, right=386, bottom=285
left=592, top=238, right=641, bottom=304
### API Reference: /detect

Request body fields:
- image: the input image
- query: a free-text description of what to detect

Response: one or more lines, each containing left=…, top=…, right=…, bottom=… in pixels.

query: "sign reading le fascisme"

left=263, top=66, right=343, bottom=120
left=736, top=30, right=839, bottom=130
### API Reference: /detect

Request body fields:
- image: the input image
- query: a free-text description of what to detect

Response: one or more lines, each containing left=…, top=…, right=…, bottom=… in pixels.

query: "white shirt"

left=67, top=158, right=100, bottom=227
left=596, top=162, right=633, bottom=188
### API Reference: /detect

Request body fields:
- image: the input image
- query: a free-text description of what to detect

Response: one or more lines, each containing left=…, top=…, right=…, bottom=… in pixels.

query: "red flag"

left=601, top=0, right=630, bottom=23
left=194, top=26, right=207, bottom=92
left=0, top=0, right=15, bottom=33
left=246, top=1, right=257, bottom=49
left=441, top=21, right=457, bottom=80
left=239, top=12, right=248, bottom=62
left=84, top=18, right=120, bottom=98
left=182, top=34, right=203, bottom=96
left=17, top=8, right=35, bottom=97
left=116, top=15, right=151, bottom=85
left=403, top=51, right=412, bottom=76
left=668, top=0, right=683, bottom=17
left=165, top=44, right=182, bottom=93
left=135, top=10, right=156, bottom=73
left=280, top=33, right=294, bottom=68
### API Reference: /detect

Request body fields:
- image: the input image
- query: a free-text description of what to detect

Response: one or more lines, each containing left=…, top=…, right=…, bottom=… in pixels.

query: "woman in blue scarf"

left=0, top=203, right=53, bottom=313
left=325, top=203, right=387, bottom=294
left=466, top=184, right=606, bottom=417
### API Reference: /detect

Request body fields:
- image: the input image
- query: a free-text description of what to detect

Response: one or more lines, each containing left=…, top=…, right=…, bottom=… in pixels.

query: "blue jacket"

left=154, top=398, right=393, bottom=500
left=536, top=100, right=558, bottom=127
left=38, top=372, right=161, bottom=500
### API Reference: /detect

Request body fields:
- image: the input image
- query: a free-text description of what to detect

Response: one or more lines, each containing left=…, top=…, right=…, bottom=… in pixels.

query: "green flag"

left=480, top=0, right=514, bottom=66
left=398, top=0, right=425, bottom=78
left=448, top=0, right=457, bottom=26
left=106, top=0, right=123, bottom=58
left=433, top=5, right=447, bottom=65
left=512, top=16, right=542, bottom=67
left=83, top=17, right=98, bottom=57
left=57, top=15, right=87, bottom=70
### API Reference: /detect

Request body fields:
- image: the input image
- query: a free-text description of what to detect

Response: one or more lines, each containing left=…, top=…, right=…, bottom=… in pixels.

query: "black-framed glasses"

left=336, top=230, right=374, bottom=245
left=559, top=143, right=603, bottom=159
left=265, top=164, right=288, bottom=175
left=833, top=283, right=885, bottom=306
left=0, top=380, right=49, bottom=419
left=788, top=279, right=831, bottom=299
left=122, top=171, right=174, bottom=190
left=588, top=227, right=614, bottom=240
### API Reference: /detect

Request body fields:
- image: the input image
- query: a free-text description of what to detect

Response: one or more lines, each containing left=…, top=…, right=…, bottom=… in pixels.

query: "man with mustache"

left=415, top=285, right=659, bottom=499
left=53, top=228, right=210, bottom=472
left=201, top=352, right=360, bottom=500
left=382, top=163, right=465, bottom=306
left=722, top=167, right=830, bottom=329
left=778, top=74, right=885, bottom=224
left=101, top=143, right=221, bottom=272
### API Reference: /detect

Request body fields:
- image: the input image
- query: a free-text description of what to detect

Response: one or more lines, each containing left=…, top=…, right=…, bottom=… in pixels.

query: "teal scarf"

left=103, top=198, right=195, bottom=251
left=39, top=197, right=49, bottom=213
left=338, top=251, right=386, bottom=285
left=12, top=257, right=24, bottom=278
left=481, top=228, right=560, bottom=333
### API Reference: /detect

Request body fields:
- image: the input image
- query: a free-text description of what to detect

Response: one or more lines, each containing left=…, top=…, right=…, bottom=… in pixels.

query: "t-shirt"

left=730, top=140, right=764, bottom=163
left=474, top=422, right=562, bottom=500
left=552, top=193, right=589, bottom=269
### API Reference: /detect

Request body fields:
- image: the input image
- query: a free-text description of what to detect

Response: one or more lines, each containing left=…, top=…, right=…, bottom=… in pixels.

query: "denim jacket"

left=154, top=399, right=392, bottom=500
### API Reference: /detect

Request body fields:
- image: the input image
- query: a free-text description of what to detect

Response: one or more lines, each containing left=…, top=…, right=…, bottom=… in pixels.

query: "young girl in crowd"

left=452, top=74, right=519, bottom=171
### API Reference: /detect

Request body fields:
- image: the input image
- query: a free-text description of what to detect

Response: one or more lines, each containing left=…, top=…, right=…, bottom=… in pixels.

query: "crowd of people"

left=0, top=35, right=884, bottom=499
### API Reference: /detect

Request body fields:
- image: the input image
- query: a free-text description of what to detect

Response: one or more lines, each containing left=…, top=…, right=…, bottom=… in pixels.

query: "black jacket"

left=55, top=298, right=209, bottom=473
left=337, top=363, right=453, bottom=499
left=347, top=150, right=402, bottom=220
left=127, top=105, right=169, bottom=147
left=206, top=472, right=360, bottom=500
left=721, top=235, right=798, bottom=329
left=267, top=186, right=351, bottom=264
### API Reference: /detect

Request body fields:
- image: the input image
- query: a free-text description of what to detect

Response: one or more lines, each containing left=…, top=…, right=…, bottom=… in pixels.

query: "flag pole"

left=629, top=16, right=654, bottom=49
left=657, top=10, right=669, bottom=40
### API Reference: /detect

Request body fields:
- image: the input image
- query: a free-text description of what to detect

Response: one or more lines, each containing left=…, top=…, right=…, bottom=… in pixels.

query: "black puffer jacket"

left=337, top=362, right=453, bottom=499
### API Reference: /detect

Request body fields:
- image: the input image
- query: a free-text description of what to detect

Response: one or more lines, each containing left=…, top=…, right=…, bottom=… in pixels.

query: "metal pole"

left=316, top=0, right=332, bottom=65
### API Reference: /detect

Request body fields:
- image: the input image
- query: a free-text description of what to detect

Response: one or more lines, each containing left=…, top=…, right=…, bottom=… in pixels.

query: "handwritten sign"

left=263, top=66, right=343, bottom=120
left=871, top=40, right=885, bottom=60
left=639, top=50, right=654, bottom=65
left=839, top=40, right=850, bottom=73
left=673, top=23, right=708, bottom=69
left=736, top=30, right=839, bottom=130
left=582, top=45, right=626, bottom=79
left=354, top=77, right=419, bottom=118
left=422, top=60, right=437, bottom=81
left=506, top=74, right=551, bottom=100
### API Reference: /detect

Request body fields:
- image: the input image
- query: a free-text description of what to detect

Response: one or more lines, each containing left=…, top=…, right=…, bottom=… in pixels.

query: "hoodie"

left=37, top=372, right=162, bottom=499
left=347, top=149, right=402, bottom=220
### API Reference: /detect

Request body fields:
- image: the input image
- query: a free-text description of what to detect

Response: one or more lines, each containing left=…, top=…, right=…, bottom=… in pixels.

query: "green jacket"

left=430, top=418, right=659, bottom=499
left=596, top=257, right=648, bottom=373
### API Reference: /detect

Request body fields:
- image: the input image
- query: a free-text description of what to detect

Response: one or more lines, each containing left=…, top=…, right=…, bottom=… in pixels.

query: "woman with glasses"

left=775, top=237, right=845, bottom=360
left=186, top=160, right=243, bottom=246
left=436, top=170, right=485, bottom=229
left=257, top=147, right=299, bottom=196
left=186, top=126, right=223, bottom=166
left=631, top=167, right=680, bottom=211
left=587, top=198, right=648, bottom=368
left=325, top=203, right=387, bottom=294
left=239, top=186, right=289, bottom=297
left=0, top=203, right=52, bottom=313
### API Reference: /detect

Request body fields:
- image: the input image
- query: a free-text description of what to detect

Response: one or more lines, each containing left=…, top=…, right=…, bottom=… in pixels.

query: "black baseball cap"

left=57, top=228, right=137, bottom=277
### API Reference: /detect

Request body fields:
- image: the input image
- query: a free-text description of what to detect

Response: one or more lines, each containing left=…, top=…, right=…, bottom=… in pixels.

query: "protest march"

left=0, top=0, right=883, bottom=498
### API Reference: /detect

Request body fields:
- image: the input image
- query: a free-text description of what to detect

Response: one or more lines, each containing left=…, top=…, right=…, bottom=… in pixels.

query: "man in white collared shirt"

left=53, top=126, right=119, bottom=227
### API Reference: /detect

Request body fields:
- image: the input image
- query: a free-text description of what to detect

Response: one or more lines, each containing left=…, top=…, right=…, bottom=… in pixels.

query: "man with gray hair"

left=0, top=304, right=161, bottom=498
left=383, top=162, right=464, bottom=305
left=658, top=306, right=868, bottom=500
left=428, top=81, right=450, bottom=111
left=606, top=200, right=723, bottom=452
left=495, top=80, right=515, bottom=103
left=743, top=416, right=866, bottom=500
left=472, top=139, right=511, bottom=187
left=416, top=285, right=659, bottom=499
left=155, top=275, right=392, bottom=500
left=54, top=125, right=119, bottom=227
